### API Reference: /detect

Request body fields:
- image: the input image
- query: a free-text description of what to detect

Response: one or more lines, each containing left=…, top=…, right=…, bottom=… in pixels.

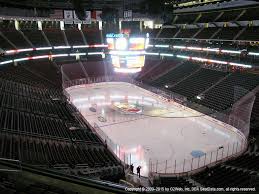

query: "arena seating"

left=145, top=59, right=259, bottom=114
left=173, top=13, right=198, bottom=24
left=156, top=5, right=259, bottom=43
left=43, top=29, right=66, bottom=46
left=81, top=61, right=106, bottom=78
left=0, top=35, right=15, bottom=50
left=82, top=28, right=101, bottom=45
left=238, top=27, right=259, bottom=41
left=65, top=28, right=85, bottom=45
left=194, top=28, right=216, bottom=39
left=0, top=65, right=59, bottom=89
left=225, top=153, right=259, bottom=172
left=148, top=29, right=160, bottom=38
left=61, top=61, right=87, bottom=80
left=158, top=28, right=179, bottom=38
left=175, top=28, right=198, bottom=39
left=197, top=12, right=219, bottom=23
left=0, top=172, right=81, bottom=194
left=172, top=7, right=259, bottom=25
left=24, top=61, right=62, bottom=87
left=0, top=63, right=124, bottom=180
left=137, top=59, right=161, bottom=79
left=238, top=7, right=259, bottom=21
left=158, top=27, right=248, bottom=40
left=150, top=61, right=200, bottom=87
left=170, top=68, right=228, bottom=99
left=156, top=177, right=194, bottom=187
left=139, top=59, right=181, bottom=81
left=22, top=30, right=49, bottom=47
left=19, top=21, right=47, bottom=48
left=0, top=133, right=117, bottom=167
left=57, top=58, right=105, bottom=80
left=192, top=165, right=258, bottom=188
left=197, top=72, right=259, bottom=111
left=215, top=10, right=241, bottom=22
left=1, top=30, right=31, bottom=48
left=214, top=27, right=243, bottom=40
left=0, top=107, right=101, bottom=143
left=0, top=19, right=104, bottom=50
left=0, top=78, right=63, bottom=103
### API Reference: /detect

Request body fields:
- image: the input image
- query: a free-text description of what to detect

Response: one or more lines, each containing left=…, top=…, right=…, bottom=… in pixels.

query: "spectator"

left=137, top=166, right=141, bottom=178
left=130, top=164, right=134, bottom=174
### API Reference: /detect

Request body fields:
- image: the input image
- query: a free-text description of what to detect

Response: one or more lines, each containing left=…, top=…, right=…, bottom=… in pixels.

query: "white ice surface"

left=66, top=82, right=245, bottom=177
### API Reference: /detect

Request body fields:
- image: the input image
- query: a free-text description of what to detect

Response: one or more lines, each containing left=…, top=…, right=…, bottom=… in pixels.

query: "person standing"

left=130, top=164, right=134, bottom=174
left=136, top=166, right=141, bottom=178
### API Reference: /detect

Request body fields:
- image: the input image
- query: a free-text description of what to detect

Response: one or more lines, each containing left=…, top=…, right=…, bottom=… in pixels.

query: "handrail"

left=0, top=157, right=22, bottom=172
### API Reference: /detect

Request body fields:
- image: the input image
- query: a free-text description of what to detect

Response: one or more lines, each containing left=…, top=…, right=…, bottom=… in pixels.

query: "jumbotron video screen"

left=106, top=33, right=149, bottom=73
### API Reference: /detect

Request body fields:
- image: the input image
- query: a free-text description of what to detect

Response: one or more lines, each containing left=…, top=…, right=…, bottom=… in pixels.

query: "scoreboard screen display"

left=129, top=38, right=145, bottom=51
left=106, top=33, right=148, bottom=73
left=111, top=55, right=145, bottom=68
left=106, top=38, right=115, bottom=50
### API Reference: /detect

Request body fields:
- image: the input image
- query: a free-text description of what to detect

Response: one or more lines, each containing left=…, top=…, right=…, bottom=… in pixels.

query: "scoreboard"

left=106, top=33, right=148, bottom=73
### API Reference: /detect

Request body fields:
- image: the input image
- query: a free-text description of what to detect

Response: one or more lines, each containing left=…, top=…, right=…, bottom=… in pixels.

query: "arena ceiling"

left=0, top=0, right=123, bottom=9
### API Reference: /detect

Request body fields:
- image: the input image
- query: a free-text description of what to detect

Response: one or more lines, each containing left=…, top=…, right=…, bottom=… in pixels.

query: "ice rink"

left=66, top=82, right=246, bottom=177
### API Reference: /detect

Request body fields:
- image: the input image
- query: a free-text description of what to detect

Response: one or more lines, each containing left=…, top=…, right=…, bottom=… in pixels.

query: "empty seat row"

left=171, top=7, right=259, bottom=25
left=170, top=68, right=228, bottom=99
left=192, top=165, right=257, bottom=188
left=0, top=65, right=58, bottom=89
left=0, top=30, right=31, bottom=48
left=0, top=108, right=99, bottom=143
left=198, top=72, right=259, bottom=111
left=150, top=61, right=200, bottom=88
left=157, top=27, right=259, bottom=41
left=0, top=61, right=123, bottom=181
left=0, top=134, right=116, bottom=167
left=65, top=29, right=85, bottom=45
left=157, top=176, right=194, bottom=187
left=0, top=92, right=74, bottom=121
left=43, top=29, right=66, bottom=46
left=0, top=77, right=63, bottom=101
left=225, top=153, right=259, bottom=172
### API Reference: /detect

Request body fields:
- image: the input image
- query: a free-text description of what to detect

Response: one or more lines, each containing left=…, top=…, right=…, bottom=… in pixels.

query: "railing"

left=63, top=76, right=133, bottom=89
left=0, top=157, right=22, bottom=172
left=92, top=123, right=132, bottom=167
left=149, top=139, right=247, bottom=177
left=149, top=37, right=256, bottom=44
left=146, top=101, right=249, bottom=177
left=63, top=76, right=251, bottom=179
left=63, top=76, right=187, bottom=105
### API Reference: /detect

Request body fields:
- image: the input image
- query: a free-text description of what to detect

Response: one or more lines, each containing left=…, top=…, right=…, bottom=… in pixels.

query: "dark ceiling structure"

left=0, top=0, right=123, bottom=9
